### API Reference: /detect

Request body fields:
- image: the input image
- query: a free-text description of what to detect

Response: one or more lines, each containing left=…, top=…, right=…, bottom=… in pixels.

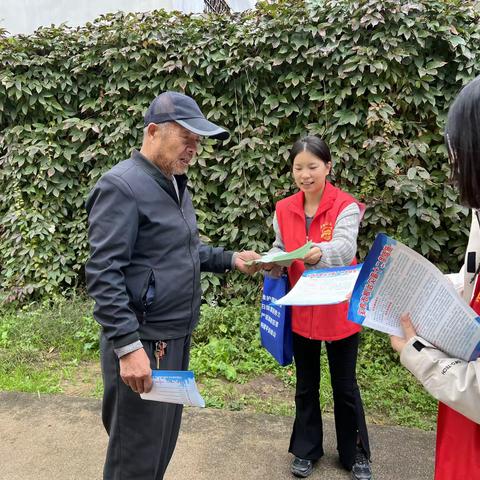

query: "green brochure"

left=248, top=241, right=313, bottom=267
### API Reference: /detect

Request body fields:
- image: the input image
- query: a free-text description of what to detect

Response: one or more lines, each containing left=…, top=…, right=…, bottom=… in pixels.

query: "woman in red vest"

left=390, top=76, right=480, bottom=480
left=265, top=136, right=371, bottom=479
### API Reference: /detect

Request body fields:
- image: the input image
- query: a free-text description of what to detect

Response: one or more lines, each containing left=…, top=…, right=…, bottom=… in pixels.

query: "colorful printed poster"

left=275, top=265, right=362, bottom=306
left=348, top=234, right=480, bottom=361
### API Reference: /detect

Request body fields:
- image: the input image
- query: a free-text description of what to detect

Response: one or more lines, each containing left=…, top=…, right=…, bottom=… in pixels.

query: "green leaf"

left=407, top=168, right=416, bottom=180
left=334, top=110, right=359, bottom=126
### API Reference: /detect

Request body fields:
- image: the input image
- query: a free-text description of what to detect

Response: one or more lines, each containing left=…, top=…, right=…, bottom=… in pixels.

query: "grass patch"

left=0, top=363, right=63, bottom=393
left=0, top=296, right=437, bottom=429
left=0, top=294, right=100, bottom=394
left=357, top=330, right=437, bottom=430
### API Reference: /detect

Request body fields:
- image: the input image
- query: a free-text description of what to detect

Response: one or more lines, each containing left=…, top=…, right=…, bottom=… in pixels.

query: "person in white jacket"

left=390, top=74, right=480, bottom=480
left=390, top=313, right=480, bottom=424
left=391, top=208, right=480, bottom=425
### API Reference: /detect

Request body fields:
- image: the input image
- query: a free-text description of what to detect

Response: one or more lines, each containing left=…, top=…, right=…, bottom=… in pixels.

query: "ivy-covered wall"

left=1, top=0, right=479, bottom=301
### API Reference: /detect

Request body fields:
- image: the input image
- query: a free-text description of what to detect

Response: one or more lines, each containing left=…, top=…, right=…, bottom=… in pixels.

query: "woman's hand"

left=390, top=313, right=417, bottom=354
left=263, top=262, right=284, bottom=278
left=303, top=246, right=322, bottom=265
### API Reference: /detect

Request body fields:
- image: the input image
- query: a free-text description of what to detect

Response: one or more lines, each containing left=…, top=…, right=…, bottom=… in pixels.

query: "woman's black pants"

left=289, top=332, right=370, bottom=470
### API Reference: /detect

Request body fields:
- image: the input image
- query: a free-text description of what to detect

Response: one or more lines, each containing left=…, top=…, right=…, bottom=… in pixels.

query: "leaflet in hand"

left=249, top=241, right=313, bottom=267
left=140, top=370, right=205, bottom=407
left=348, top=233, right=480, bottom=361
left=275, top=265, right=362, bottom=306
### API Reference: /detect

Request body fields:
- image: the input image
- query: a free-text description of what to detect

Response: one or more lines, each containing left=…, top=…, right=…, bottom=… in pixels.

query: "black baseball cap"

left=144, top=91, right=229, bottom=140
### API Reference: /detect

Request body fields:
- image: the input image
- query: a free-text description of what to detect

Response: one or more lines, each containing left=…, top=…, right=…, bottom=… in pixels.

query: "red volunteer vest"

left=275, top=181, right=364, bottom=340
left=434, top=282, right=480, bottom=479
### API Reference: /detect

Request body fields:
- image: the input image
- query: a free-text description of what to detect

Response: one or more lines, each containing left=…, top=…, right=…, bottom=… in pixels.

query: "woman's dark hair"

left=289, top=135, right=331, bottom=165
left=446, top=75, right=480, bottom=208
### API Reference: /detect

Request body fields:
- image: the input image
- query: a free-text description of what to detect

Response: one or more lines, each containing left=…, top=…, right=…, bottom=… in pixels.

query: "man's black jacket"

left=85, top=150, right=233, bottom=348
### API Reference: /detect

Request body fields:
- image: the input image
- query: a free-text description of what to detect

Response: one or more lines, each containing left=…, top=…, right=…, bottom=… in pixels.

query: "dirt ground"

left=60, top=361, right=102, bottom=396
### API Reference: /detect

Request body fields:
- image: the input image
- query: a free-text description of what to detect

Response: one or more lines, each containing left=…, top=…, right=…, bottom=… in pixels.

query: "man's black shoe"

left=291, top=456, right=314, bottom=478
left=351, top=448, right=372, bottom=480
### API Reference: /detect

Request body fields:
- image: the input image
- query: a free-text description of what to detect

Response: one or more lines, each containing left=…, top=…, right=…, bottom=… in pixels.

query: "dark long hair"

left=289, top=135, right=331, bottom=165
left=446, top=75, right=480, bottom=208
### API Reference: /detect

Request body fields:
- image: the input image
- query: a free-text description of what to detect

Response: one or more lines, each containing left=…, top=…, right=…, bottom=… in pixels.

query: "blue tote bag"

left=260, top=274, right=293, bottom=366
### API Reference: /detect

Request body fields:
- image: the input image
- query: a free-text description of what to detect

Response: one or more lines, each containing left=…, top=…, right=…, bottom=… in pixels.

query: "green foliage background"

left=1, top=0, right=479, bottom=300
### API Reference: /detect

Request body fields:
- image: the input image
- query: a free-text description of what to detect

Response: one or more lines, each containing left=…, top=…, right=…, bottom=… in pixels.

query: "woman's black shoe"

left=351, top=448, right=372, bottom=480
left=291, top=457, right=314, bottom=478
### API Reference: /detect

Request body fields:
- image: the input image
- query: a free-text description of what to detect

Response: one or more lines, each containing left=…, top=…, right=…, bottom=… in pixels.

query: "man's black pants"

left=288, top=332, right=370, bottom=470
left=101, top=334, right=191, bottom=480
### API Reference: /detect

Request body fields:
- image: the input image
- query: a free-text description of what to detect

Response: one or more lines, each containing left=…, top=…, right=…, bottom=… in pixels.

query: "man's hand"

left=234, top=250, right=262, bottom=275
left=119, top=348, right=153, bottom=394
left=390, top=313, right=417, bottom=354
left=303, top=246, right=322, bottom=265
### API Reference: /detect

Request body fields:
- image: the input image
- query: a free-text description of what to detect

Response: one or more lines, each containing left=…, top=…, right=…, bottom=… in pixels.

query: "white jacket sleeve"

left=400, top=336, right=480, bottom=424
left=270, top=212, right=285, bottom=254
left=311, top=203, right=360, bottom=268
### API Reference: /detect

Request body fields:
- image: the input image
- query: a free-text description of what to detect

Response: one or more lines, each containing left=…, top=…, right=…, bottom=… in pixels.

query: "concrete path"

left=0, top=391, right=435, bottom=479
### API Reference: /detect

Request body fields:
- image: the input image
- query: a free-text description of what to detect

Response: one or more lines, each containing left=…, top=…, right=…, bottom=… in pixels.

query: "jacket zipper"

left=179, top=203, right=196, bottom=332
left=139, top=270, right=154, bottom=324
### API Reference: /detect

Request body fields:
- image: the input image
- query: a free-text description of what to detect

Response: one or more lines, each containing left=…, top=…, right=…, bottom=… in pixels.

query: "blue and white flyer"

left=275, top=265, right=362, bottom=306
left=348, top=233, right=480, bottom=361
left=141, top=370, right=205, bottom=407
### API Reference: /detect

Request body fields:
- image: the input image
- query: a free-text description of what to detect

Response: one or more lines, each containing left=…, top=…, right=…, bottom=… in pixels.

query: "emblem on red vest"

left=320, top=222, right=333, bottom=241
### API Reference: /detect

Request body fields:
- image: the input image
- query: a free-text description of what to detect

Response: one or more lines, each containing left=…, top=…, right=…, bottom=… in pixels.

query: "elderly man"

left=86, top=91, right=259, bottom=480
